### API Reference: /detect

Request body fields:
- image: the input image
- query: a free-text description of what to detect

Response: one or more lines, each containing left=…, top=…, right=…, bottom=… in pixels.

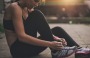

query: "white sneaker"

left=76, top=47, right=90, bottom=54
left=51, top=46, right=77, bottom=58
left=75, top=47, right=90, bottom=58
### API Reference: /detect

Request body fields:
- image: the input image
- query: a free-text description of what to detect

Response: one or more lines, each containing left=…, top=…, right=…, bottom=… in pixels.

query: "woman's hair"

left=11, top=0, right=19, bottom=3
left=14, top=0, right=19, bottom=2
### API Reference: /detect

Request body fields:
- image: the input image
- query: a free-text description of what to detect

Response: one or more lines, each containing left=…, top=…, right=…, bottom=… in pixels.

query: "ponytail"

left=11, top=0, right=19, bottom=3
left=14, top=0, right=19, bottom=2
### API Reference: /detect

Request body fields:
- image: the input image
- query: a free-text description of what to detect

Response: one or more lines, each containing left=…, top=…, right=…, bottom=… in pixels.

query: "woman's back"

left=3, top=2, right=22, bottom=47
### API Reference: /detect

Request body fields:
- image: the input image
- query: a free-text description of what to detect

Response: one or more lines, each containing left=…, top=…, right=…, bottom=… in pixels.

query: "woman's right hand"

left=49, top=41, right=63, bottom=50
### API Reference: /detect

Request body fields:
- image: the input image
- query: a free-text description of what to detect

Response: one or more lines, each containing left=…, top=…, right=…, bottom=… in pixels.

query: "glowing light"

left=61, top=0, right=78, bottom=5
left=60, top=0, right=85, bottom=5
left=43, top=0, right=84, bottom=5
left=62, top=8, right=66, bottom=11
left=42, top=0, right=45, bottom=2
left=40, top=0, right=46, bottom=5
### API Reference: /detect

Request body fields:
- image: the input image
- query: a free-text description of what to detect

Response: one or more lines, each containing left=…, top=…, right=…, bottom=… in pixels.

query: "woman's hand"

left=60, top=38, right=67, bottom=46
left=53, top=35, right=67, bottom=46
left=49, top=41, right=63, bottom=50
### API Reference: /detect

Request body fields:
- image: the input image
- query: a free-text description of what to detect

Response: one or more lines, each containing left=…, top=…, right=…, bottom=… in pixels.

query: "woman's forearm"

left=18, top=33, right=52, bottom=47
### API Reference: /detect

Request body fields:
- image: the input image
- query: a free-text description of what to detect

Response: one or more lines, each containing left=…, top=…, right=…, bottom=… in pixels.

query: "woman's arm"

left=11, top=4, right=52, bottom=47
left=10, top=3, right=63, bottom=50
left=53, top=35, right=67, bottom=46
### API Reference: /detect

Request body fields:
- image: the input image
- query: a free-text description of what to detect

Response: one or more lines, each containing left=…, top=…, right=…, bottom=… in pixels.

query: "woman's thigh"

left=10, top=39, right=47, bottom=58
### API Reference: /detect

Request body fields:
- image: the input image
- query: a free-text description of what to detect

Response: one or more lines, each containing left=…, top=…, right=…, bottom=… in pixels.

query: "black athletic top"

left=3, top=1, right=37, bottom=37
left=3, top=10, right=39, bottom=37
left=3, top=19, right=15, bottom=31
left=3, top=16, right=26, bottom=31
left=3, top=2, right=26, bottom=31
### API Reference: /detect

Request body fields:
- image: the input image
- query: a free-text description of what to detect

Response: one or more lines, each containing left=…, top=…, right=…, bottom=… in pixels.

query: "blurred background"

left=0, top=0, right=90, bottom=23
left=35, top=0, right=90, bottom=23
left=0, top=0, right=90, bottom=33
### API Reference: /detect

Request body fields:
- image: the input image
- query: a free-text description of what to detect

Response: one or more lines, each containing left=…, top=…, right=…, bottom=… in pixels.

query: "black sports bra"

left=3, top=2, right=28, bottom=31
left=3, top=14, right=27, bottom=31
left=3, top=19, right=15, bottom=31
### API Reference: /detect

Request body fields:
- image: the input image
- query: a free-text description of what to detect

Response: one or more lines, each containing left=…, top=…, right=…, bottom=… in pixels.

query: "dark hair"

left=14, top=0, right=19, bottom=2
left=11, top=0, right=19, bottom=3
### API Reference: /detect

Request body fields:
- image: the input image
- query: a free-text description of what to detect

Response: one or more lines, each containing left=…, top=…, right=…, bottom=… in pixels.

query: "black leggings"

left=10, top=9, right=79, bottom=58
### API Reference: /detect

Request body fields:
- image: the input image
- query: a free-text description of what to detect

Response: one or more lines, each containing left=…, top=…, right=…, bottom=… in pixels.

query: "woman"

left=3, top=0, right=79, bottom=58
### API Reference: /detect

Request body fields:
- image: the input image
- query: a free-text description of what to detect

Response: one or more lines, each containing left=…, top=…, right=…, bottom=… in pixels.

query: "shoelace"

left=58, top=49, right=68, bottom=57
left=61, top=46, right=77, bottom=50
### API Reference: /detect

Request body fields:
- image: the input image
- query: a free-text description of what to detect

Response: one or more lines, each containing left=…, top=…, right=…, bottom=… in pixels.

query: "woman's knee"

left=51, top=26, right=64, bottom=32
left=32, top=9, right=44, bottom=16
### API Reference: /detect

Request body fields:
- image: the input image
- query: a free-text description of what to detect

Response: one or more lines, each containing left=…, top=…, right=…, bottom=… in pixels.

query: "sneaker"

left=75, top=47, right=90, bottom=58
left=76, top=47, right=90, bottom=54
left=51, top=46, right=77, bottom=58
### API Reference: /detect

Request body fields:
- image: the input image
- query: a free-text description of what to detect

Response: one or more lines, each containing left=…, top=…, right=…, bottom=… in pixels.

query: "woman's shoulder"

left=4, top=2, right=22, bottom=19
left=4, top=3, right=18, bottom=19
left=6, top=2, right=20, bottom=11
left=5, top=2, right=22, bottom=17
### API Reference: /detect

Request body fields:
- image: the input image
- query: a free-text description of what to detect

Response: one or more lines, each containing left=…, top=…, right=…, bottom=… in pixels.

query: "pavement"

left=0, top=23, right=90, bottom=58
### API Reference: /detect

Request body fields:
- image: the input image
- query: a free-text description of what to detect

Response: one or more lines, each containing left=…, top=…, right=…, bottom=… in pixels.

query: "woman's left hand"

left=53, top=35, right=67, bottom=46
left=60, top=38, right=67, bottom=46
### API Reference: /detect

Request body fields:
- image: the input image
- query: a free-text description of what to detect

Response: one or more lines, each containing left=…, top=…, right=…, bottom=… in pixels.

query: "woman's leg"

left=10, top=39, right=47, bottom=58
left=35, top=10, right=54, bottom=41
left=10, top=10, right=54, bottom=58
left=23, top=9, right=54, bottom=56
left=51, top=26, right=79, bottom=47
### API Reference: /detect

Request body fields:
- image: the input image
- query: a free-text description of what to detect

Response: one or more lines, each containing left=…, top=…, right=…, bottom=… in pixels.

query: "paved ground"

left=0, top=23, right=90, bottom=58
